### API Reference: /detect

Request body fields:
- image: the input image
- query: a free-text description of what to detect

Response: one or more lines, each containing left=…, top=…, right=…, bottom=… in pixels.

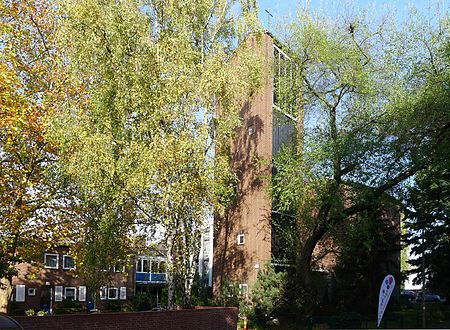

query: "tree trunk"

left=182, top=253, right=198, bottom=308
left=166, top=234, right=175, bottom=310
left=296, top=224, right=327, bottom=314
left=0, top=277, right=13, bottom=314
left=167, top=270, right=175, bottom=310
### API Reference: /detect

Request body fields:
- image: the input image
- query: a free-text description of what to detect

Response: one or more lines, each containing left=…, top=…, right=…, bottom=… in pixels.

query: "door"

left=40, top=286, right=52, bottom=313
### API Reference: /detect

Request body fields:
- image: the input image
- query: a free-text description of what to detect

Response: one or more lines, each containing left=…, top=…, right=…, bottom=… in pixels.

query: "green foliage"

left=400, top=36, right=450, bottom=300
left=270, top=5, right=449, bottom=314
left=271, top=211, right=297, bottom=263
left=104, top=300, right=122, bottom=312
left=335, top=210, right=400, bottom=315
left=190, top=275, right=214, bottom=307
left=251, top=264, right=287, bottom=322
left=54, top=299, right=84, bottom=314
left=406, top=157, right=450, bottom=298
left=215, top=281, right=241, bottom=307
left=25, top=309, right=35, bottom=316
left=53, top=0, right=263, bottom=308
left=132, top=292, right=156, bottom=311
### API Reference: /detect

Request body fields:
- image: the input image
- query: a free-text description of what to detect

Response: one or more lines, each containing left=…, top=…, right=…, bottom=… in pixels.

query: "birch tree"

left=55, top=0, right=262, bottom=309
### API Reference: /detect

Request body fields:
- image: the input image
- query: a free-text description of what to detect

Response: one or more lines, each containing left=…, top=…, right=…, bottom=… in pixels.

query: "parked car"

left=416, top=292, right=441, bottom=302
left=400, top=290, right=417, bottom=302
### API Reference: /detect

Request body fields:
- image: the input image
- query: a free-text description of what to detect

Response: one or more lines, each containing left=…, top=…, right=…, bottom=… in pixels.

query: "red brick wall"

left=213, top=32, right=274, bottom=293
left=13, top=307, right=238, bottom=330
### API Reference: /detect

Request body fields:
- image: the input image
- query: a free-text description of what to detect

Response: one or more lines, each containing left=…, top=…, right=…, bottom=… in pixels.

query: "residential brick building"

left=10, top=246, right=167, bottom=314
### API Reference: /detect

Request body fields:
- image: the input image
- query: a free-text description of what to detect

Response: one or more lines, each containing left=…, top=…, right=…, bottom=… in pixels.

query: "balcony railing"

left=135, top=272, right=167, bottom=283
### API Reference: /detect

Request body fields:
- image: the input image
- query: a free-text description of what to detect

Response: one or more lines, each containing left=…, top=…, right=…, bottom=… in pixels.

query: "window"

left=44, top=253, right=59, bottom=269
left=237, top=234, right=245, bottom=245
left=113, top=264, right=125, bottom=272
left=27, top=288, right=36, bottom=296
left=63, top=255, right=75, bottom=270
left=159, top=261, right=167, bottom=273
left=142, top=259, right=150, bottom=272
left=108, top=288, right=118, bottom=300
left=64, top=287, right=76, bottom=301
left=239, top=284, right=248, bottom=296
left=151, top=260, right=158, bottom=273
left=136, top=258, right=143, bottom=272
left=227, top=284, right=234, bottom=298
left=15, top=285, right=25, bottom=302
left=119, top=287, right=126, bottom=300
left=78, top=286, right=87, bottom=302
left=100, top=287, right=107, bottom=300
left=55, top=286, right=63, bottom=302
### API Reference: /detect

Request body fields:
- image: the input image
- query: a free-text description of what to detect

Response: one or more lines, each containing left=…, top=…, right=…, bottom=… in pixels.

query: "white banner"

left=377, top=274, right=395, bottom=327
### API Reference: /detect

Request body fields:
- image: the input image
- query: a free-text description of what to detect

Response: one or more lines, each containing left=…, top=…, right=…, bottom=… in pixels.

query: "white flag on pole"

left=377, top=274, right=395, bottom=327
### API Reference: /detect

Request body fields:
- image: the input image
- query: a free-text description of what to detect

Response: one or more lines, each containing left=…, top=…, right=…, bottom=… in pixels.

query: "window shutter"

left=78, top=286, right=86, bottom=302
left=55, top=286, right=63, bottom=302
left=119, top=287, right=126, bottom=300
left=15, top=285, right=25, bottom=302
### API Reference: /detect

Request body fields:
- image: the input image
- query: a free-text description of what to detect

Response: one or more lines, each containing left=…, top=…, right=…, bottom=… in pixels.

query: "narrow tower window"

left=237, top=234, right=245, bottom=245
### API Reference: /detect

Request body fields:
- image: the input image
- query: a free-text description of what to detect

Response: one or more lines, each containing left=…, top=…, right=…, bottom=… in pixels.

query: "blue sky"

left=257, top=0, right=447, bottom=30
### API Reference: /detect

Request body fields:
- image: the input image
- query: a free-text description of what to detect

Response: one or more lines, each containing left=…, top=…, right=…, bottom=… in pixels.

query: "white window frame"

left=142, top=258, right=150, bottom=273
left=136, top=258, right=143, bottom=272
left=100, top=287, right=107, bottom=300
left=44, top=253, right=59, bottom=269
left=113, top=264, right=125, bottom=273
left=119, top=287, right=126, bottom=300
left=239, top=283, right=248, bottom=296
left=108, top=287, right=118, bottom=300
left=78, top=286, right=87, bottom=302
left=62, top=255, right=75, bottom=270
left=227, top=284, right=233, bottom=297
left=64, top=287, right=77, bottom=300
left=27, top=288, right=36, bottom=296
left=237, top=234, right=245, bottom=245
left=55, top=286, right=63, bottom=302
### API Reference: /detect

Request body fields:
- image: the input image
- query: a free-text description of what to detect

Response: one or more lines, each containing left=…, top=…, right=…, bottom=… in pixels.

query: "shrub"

left=251, top=264, right=287, bottom=323
left=105, top=300, right=121, bottom=312
left=215, top=280, right=241, bottom=307
left=25, top=309, right=35, bottom=316
left=54, top=299, right=84, bottom=314
left=132, top=292, right=156, bottom=311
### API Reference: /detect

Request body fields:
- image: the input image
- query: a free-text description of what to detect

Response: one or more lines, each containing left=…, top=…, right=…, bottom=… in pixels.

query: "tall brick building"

left=212, top=32, right=400, bottom=296
left=213, top=32, right=297, bottom=293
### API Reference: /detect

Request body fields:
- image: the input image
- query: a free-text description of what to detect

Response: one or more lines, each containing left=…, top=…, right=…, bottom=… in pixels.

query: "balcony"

left=135, top=272, right=167, bottom=283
